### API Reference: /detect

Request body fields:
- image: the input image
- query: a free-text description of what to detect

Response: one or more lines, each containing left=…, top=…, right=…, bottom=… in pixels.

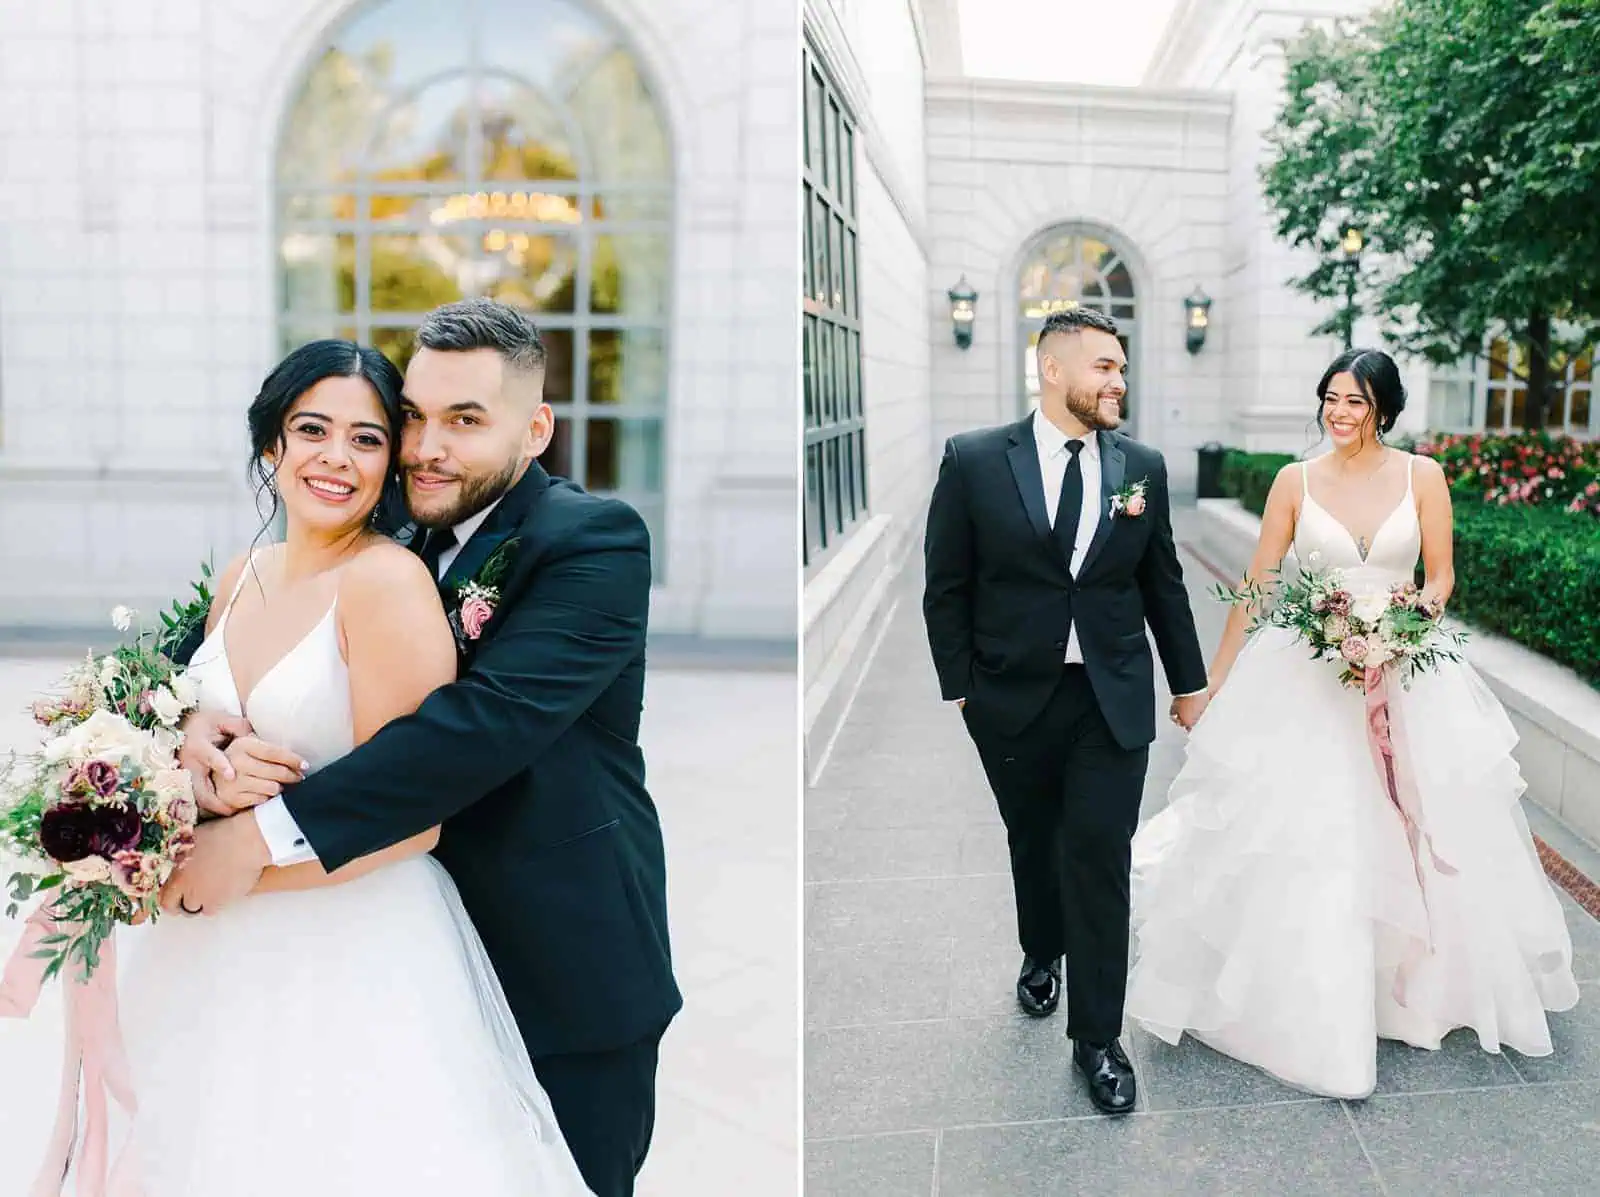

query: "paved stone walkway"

left=804, top=509, right=1600, bottom=1196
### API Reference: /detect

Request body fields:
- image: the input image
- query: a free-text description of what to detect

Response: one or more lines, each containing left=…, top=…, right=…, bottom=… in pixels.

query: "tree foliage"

left=1262, top=0, right=1600, bottom=429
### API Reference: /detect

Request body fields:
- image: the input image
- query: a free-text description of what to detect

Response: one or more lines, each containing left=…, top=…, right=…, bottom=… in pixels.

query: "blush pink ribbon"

left=1363, top=667, right=1457, bottom=1005
left=0, top=900, right=143, bottom=1197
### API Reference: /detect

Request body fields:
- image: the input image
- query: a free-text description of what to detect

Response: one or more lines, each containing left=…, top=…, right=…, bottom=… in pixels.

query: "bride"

left=0, top=340, right=592, bottom=1194
left=1126, top=347, right=1579, bottom=1099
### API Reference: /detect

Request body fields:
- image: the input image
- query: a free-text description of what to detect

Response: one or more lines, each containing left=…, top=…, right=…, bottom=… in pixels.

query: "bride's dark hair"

left=247, top=339, right=409, bottom=540
left=1313, top=347, right=1407, bottom=439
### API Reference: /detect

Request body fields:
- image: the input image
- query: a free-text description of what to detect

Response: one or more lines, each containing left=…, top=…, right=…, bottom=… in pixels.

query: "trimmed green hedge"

left=1218, top=450, right=1600, bottom=686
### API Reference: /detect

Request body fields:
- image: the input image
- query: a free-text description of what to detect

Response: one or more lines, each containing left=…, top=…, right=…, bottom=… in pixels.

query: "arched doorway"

left=273, top=0, right=671, bottom=558
left=1016, top=227, right=1139, bottom=429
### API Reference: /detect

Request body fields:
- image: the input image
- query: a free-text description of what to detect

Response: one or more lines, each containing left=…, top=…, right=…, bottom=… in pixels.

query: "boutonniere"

left=447, top=538, right=520, bottom=647
left=1110, top=478, right=1149, bottom=519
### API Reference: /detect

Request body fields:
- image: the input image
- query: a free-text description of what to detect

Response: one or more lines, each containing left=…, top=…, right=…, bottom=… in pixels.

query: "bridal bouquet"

left=2, top=574, right=212, bottom=982
left=1216, top=553, right=1466, bottom=690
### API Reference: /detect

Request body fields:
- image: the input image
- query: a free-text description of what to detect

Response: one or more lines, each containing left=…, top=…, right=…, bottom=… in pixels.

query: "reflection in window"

left=802, top=41, right=866, bottom=568
left=1017, top=229, right=1137, bottom=420
left=276, top=0, right=672, bottom=569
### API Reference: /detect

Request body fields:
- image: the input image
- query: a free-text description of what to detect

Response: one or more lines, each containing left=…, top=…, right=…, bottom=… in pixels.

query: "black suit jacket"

left=923, top=418, right=1207, bottom=750
left=176, top=463, right=681, bottom=1058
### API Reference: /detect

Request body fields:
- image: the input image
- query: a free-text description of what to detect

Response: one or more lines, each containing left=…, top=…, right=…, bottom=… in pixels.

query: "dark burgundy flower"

left=40, top=802, right=141, bottom=863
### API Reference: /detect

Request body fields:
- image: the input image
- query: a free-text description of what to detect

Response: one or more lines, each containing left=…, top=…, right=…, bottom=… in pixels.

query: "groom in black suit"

left=923, top=307, right=1207, bottom=1114
left=164, top=298, right=680, bottom=1195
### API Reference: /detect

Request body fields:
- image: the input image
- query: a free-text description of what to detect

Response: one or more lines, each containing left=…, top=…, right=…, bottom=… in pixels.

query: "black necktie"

left=419, top=527, right=457, bottom=578
left=1053, top=439, right=1085, bottom=564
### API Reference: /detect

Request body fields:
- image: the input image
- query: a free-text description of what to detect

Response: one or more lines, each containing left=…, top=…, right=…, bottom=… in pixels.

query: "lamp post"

left=1340, top=226, right=1363, bottom=350
left=948, top=275, right=977, bottom=349
left=1184, top=285, right=1212, bottom=355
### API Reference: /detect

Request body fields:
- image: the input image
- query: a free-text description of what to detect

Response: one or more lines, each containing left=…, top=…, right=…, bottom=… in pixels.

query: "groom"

left=922, top=307, right=1207, bottom=1114
left=163, top=298, right=680, bottom=1195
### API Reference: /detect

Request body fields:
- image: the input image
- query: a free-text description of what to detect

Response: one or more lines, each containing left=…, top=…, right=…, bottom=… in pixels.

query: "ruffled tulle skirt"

left=1126, top=625, right=1579, bottom=1099
left=0, top=856, right=592, bottom=1195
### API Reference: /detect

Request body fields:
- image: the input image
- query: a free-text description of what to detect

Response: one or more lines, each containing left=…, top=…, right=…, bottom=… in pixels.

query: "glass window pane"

left=1572, top=385, right=1591, bottom=431
left=842, top=229, right=857, bottom=317
left=371, top=325, right=419, bottom=371
left=810, top=197, right=829, bottom=306
left=477, top=78, right=582, bottom=183
left=1486, top=387, right=1507, bottom=430
left=281, top=193, right=359, bottom=222
left=805, top=443, right=822, bottom=558
left=830, top=215, right=845, bottom=310
left=847, top=330, right=861, bottom=419
left=803, top=316, right=817, bottom=427
left=592, top=233, right=668, bottom=317
left=802, top=184, right=814, bottom=302
left=828, top=98, right=842, bottom=199
left=586, top=417, right=663, bottom=493
left=280, top=232, right=356, bottom=312
left=331, top=0, right=471, bottom=97
left=855, top=428, right=868, bottom=510
left=479, top=232, right=578, bottom=312
left=1488, top=340, right=1509, bottom=381
left=818, top=319, right=834, bottom=422
left=592, top=189, right=670, bottom=222
left=842, top=124, right=855, bottom=216
left=1107, top=262, right=1134, bottom=298
left=588, top=329, right=665, bottom=408
left=363, top=77, right=473, bottom=182
left=479, top=0, right=612, bottom=89
left=540, top=328, right=575, bottom=407
left=1510, top=387, right=1527, bottom=429
left=568, top=47, right=671, bottom=185
left=541, top=415, right=574, bottom=480
left=808, top=68, right=825, bottom=180
left=833, top=325, right=849, bottom=419
left=369, top=233, right=468, bottom=312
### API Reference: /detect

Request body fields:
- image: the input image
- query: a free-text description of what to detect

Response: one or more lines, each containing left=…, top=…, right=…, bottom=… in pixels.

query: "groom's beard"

left=405, top=455, right=521, bottom=530
left=1064, top=383, right=1124, bottom=432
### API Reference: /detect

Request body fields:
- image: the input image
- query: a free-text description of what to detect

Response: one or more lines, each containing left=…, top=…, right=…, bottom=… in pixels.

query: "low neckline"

left=1300, top=456, right=1416, bottom=563
left=1301, top=492, right=1412, bottom=562
left=221, top=603, right=337, bottom=718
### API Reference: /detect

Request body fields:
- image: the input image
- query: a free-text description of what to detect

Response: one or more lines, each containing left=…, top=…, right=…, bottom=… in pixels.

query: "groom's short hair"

left=1038, top=306, right=1119, bottom=348
left=416, top=298, right=547, bottom=375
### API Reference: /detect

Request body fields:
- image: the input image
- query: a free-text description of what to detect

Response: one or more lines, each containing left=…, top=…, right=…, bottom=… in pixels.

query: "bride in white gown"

left=0, top=341, right=591, bottom=1195
left=1126, top=348, right=1579, bottom=1099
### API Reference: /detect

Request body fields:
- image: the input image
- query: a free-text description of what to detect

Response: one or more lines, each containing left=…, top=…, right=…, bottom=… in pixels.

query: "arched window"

left=276, top=0, right=671, bottom=558
left=1017, top=229, right=1137, bottom=424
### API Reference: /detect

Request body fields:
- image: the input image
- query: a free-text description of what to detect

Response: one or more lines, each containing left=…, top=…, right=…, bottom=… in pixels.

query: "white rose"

left=62, top=855, right=113, bottom=884
left=152, top=768, right=192, bottom=803
left=110, top=606, right=133, bottom=632
left=1363, top=639, right=1395, bottom=670
left=169, top=673, right=199, bottom=708
left=49, top=709, right=142, bottom=766
left=148, top=687, right=185, bottom=728
left=1351, top=593, right=1389, bottom=627
left=99, top=658, right=120, bottom=689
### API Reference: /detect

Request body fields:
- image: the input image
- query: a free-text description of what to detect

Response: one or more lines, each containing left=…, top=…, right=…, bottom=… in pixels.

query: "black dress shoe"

left=1016, top=956, right=1061, bottom=1017
left=1073, top=1039, right=1136, bottom=1115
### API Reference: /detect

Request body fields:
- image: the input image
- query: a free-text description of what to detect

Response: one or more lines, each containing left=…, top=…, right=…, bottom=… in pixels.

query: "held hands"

left=1169, top=691, right=1210, bottom=732
left=178, top=708, right=307, bottom=816
left=158, top=813, right=272, bottom=918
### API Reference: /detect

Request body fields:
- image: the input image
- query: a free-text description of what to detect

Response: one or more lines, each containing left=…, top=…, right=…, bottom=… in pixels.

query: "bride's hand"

left=178, top=709, right=254, bottom=815
left=208, top=736, right=309, bottom=816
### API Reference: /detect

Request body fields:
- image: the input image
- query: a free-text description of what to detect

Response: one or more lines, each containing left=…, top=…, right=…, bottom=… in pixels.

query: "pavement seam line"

left=1340, top=1100, right=1392, bottom=1196
left=807, top=596, right=900, bottom=787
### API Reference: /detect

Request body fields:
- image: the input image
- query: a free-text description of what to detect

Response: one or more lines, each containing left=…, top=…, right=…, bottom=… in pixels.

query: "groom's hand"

left=1170, top=692, right=1209, bottom=731
left=159, top=814, right=271, bottom=917
left=209, top=736, right=308, bottom=814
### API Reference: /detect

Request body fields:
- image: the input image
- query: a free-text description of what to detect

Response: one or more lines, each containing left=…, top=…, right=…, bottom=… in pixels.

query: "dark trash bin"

left=1196, top=441, right=1226, bottom=499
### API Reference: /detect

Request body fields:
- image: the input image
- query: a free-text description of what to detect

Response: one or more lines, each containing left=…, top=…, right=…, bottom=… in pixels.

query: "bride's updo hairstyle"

left=1313, top=347, right=1407, bottom=439
left=247, top=339, right=410, bottom=540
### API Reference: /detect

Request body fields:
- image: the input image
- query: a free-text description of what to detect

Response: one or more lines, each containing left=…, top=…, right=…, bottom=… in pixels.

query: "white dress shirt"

left=1033, top=409, right=1102, bottom=664
left=253, top=499, right=505, bottom=867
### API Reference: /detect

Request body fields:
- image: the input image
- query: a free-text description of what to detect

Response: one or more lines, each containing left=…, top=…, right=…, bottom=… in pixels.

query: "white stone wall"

left=0, top=0, right=797, bottom=641
left=801, top=0, right=934, bottom=768
left=924, top=80, right=1231, bottom=490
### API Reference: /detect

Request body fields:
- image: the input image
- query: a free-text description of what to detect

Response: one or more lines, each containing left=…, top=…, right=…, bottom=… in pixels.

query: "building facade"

left=0, top=0, right=797, bottom=642
left=801, top=0, right=1594, bottom=765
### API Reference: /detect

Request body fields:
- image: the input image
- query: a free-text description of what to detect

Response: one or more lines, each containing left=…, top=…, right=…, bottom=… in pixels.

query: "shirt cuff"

left=1173, top=688, right=1210, bottom=699
left=254, top=797, right=318, bottom=867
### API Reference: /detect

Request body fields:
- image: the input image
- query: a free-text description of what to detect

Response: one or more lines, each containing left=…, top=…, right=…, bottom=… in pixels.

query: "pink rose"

left=165, top=794, right=199, bottom=829
left=1326, top=590, right=1352, bottom=617
left=1123, top=494, right=1146, bottom=518
left=1340, top=635, right=1370, bottom=664
left=460, top=596, right=494, bottom=640
left=111, top=850, right=162, bottom=899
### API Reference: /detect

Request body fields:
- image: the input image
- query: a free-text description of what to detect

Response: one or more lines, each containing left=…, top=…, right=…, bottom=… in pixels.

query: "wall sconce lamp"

left=1184, top=285, right=1212, bottom=354
left=948, top=275, right=977, bottom=349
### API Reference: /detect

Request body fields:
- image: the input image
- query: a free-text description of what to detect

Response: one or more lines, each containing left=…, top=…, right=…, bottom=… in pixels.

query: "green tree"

left=1262, top=0, right=1600, bottom=429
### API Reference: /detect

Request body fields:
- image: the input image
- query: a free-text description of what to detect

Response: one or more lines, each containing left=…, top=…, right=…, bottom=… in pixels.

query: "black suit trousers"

left=963, top=665, right=1149, bottom=1044
left=532, top=1028, right=665, bottom=1197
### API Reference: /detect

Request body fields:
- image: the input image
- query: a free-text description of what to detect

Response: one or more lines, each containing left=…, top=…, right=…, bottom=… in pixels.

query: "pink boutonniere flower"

left=1110, top=478, right=1150, bottom=518
left=447, top=538, right=520, bottom=651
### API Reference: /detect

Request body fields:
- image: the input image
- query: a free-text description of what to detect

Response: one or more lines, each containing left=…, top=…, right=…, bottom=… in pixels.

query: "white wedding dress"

left=1126, top=458, right=1579, bottom=1098
left=0, top=573, right=592, bottom=1195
